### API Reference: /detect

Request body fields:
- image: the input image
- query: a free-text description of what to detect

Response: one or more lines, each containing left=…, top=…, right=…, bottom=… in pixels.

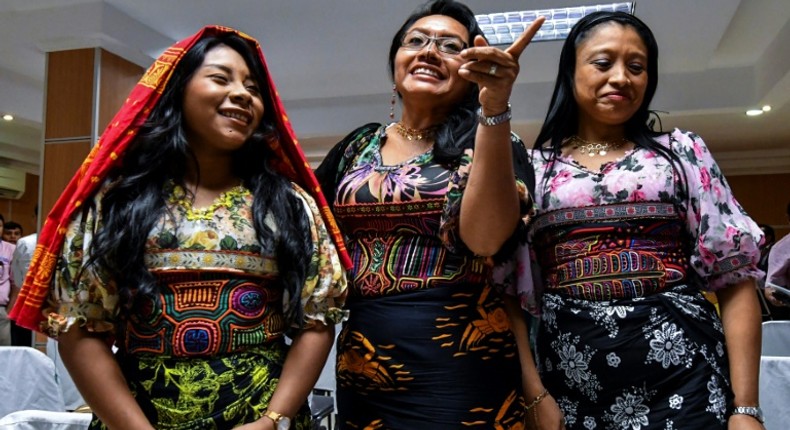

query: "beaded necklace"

left=167, top=181, right=249, bottom=221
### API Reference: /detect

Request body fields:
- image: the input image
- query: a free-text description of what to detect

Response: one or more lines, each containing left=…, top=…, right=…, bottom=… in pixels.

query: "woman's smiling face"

left=182, top=44, right=265, bottom=156
left=393, top=15, right=471, bottom=107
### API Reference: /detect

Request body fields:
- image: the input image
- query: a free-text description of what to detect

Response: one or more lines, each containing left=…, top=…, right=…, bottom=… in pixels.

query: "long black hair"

left=87, top=33, right=312, bottom=324
left=388, top=0, right=485, bottom=165
left=534, top=11, right=686, bottom=200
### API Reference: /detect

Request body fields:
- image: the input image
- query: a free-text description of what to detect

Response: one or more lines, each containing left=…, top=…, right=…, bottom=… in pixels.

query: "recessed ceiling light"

left=762, top=105, right=772, bottom=112
left=2, top=114, right=12, bottom=121
left=477, top=2, right=634, bottom=45
left=745, top=109, right=764, bottom=117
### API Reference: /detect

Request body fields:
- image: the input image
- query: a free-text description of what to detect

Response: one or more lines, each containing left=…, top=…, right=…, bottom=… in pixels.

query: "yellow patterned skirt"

left=89, top=343, right=312, bottom=429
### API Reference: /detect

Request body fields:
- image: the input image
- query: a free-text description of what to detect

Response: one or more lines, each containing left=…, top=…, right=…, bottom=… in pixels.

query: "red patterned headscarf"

left=10, top=25, right=351, bottom=331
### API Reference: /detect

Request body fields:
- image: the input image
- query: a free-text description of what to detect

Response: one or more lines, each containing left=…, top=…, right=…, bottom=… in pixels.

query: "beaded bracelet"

left=525, top=388, right=550, bottom=411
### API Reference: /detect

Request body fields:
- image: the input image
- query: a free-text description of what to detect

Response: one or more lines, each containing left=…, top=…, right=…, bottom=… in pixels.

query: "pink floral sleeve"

left=491, top=233, right=541, bottom=316
left=671, top=129, right=764, bottom=291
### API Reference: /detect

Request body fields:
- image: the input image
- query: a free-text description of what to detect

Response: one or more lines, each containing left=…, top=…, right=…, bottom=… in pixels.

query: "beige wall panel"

left=41, top=141, right=91, bottom=218
left=98, top=50, right=144, bottom=132
left=44, top=49, right=95, bottom=139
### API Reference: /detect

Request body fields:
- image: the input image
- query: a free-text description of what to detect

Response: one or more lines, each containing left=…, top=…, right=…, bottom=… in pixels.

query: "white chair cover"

left=309, top=324, right=340, bottom=430
left=760, top=356, right=790, bottom=430
left=46, top=338, right=86, bottom=411
left=762, top=320, right=790, bottom=356
left=0, top=347, right=65, bottom=417
left=0, top=410, right=91, bottom=430
left=314, top=323, right=340, bottom=393
left=760, top=320, right=790, bottom=430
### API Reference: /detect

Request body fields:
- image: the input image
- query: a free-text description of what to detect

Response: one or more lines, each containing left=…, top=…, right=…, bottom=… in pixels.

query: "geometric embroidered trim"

left=532, top=202, right=677, bottom=231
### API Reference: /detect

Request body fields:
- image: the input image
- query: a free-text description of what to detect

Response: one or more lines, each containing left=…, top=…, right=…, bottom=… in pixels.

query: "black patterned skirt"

left=336, top=283, right=525, bottom=429
left=536, top=284, right=733, bottom=430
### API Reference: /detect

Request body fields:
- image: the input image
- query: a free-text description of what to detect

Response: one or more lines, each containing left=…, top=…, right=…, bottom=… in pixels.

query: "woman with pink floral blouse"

left=504, top=11, right=765, bottom=430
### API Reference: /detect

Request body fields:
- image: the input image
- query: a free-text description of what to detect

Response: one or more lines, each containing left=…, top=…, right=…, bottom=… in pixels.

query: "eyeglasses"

left=400, top=31, right=468, bottom=56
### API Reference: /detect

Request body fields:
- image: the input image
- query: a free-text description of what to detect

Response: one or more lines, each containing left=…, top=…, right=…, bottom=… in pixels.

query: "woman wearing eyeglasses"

left=315, top=0, right=544, bottom=428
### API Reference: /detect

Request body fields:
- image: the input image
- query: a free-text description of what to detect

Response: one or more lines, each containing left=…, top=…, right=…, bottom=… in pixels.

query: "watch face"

left=277, top=417, right=291, bottom=430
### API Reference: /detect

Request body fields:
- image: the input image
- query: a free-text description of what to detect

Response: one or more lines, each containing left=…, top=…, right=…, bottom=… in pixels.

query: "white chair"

left=760, top=356, right=790, bottom=430
left=0, top=410, right=91, bottom=430
left=46, top=338, right=86, bottom=411
left=314, top=324, right=340, bottom=394
left=761, top=320, right=790, bottom=356
left=310, top=323, right=340, bottom=430
left=759, top=320, right=790, bottom=430
left=0, top=346, right=65, bottom=417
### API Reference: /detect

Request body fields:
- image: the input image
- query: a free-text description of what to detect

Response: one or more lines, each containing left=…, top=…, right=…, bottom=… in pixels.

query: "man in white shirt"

left=0, top=214, right=16, bottom=345
left=10, top=233, right=37, bottom=345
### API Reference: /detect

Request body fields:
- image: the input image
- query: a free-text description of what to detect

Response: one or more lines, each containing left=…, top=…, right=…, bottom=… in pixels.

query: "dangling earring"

left=390, top=84, right=397, bottom=120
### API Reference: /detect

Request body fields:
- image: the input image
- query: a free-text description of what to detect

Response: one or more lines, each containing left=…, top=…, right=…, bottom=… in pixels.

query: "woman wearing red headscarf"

left=10, top=26, right=348, bottom=430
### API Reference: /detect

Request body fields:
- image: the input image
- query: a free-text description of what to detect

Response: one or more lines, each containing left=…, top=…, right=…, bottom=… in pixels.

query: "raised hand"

left=458, top=17, right=545, bottom=114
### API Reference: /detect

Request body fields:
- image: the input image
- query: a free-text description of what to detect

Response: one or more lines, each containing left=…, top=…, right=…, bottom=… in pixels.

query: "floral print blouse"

left=334, top=124, right=532, bottom=255
left=529, top=128, right=764, bottom=291
left=45, top=181, right=347, bottom=336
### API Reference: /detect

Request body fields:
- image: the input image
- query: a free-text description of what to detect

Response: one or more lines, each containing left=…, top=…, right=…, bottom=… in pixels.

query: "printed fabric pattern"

left=48, top=181, right=346, bottom=429
left=521, top=129, right=763, bottom=429
left=331, top=124, right=530, bottom=429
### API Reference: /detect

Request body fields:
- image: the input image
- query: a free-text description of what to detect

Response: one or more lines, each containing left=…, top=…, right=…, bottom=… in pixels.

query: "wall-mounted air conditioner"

left=0, top=166, right=26, bottom=200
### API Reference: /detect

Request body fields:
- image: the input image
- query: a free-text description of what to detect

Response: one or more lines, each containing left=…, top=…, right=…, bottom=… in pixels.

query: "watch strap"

left=262, top=409, right=287, bottom=424
left=477, top=103, right=512, bottom=126
left=732, top=406, right=764, bottom=423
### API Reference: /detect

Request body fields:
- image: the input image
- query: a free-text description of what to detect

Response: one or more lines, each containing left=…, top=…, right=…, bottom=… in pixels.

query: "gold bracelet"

left=525, top=388, right=549, bottom=411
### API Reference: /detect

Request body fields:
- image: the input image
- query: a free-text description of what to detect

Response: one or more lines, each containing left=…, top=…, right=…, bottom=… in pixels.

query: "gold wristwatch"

left=262, top=409, right=292, bottom=430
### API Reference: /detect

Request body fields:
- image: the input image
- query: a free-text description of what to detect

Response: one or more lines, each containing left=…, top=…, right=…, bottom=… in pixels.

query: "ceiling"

left=0, top=0, right=789, bottom=176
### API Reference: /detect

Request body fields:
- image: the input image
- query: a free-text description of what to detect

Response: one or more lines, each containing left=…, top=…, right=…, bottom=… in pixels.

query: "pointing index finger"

left=504, top=16, right=546, bottom=61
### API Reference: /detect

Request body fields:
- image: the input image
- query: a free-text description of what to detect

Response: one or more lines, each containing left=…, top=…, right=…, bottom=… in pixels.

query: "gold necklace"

left=394, top=122, right=437, bottom=141
left=167, top=181, right=249, bottom=221
left=566, top=135, right=628, bottom=157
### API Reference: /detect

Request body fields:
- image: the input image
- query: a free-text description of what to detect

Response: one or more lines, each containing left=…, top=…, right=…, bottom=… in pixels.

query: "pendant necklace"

left=567, top=135, right=628, bottom=157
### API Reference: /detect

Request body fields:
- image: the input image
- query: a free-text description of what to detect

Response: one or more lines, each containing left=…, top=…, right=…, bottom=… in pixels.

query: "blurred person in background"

left=765, top=202, right=790, bottom=315
left=1, top=221, right=23, bottom=245
left=0, top=213, right=15, bottom=345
